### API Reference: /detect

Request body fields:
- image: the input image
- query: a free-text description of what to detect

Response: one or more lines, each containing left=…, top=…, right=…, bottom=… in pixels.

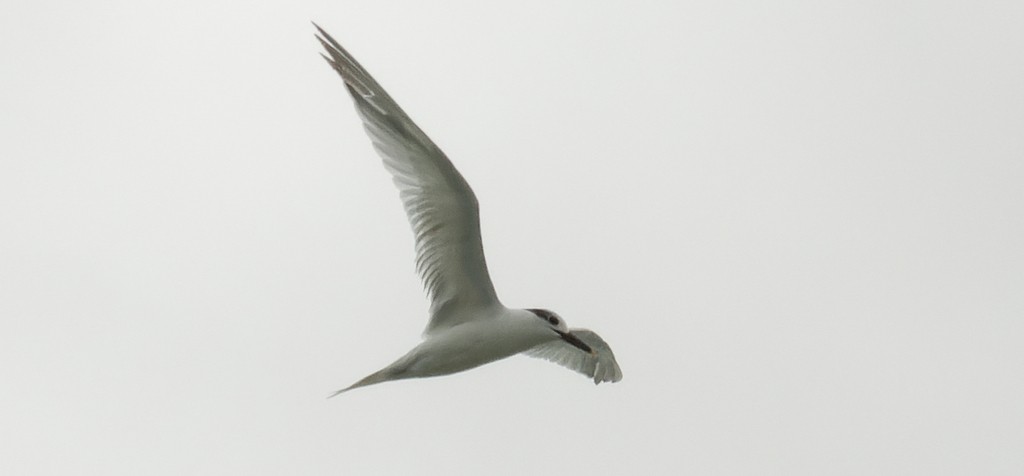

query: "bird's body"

left=315, top=23, right=622, bottom=396
left=401, top=309, right=553, bottom=377
left=332, top=308, right=562, bottom=396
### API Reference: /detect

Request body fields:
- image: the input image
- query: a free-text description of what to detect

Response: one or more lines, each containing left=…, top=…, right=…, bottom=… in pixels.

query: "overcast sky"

left=2, top=1, right=1022, bottom=474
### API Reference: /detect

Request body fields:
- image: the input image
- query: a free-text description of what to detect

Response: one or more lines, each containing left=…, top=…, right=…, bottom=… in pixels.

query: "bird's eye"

left=528, top=309, right=559, bottom=326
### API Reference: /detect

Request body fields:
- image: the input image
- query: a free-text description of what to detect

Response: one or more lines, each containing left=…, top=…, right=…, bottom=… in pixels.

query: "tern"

left=315, top=24, right=622, bottom=396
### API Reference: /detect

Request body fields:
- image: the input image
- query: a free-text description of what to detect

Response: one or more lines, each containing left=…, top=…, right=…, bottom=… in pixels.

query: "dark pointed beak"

left=557, top=330, right=595, bottom=355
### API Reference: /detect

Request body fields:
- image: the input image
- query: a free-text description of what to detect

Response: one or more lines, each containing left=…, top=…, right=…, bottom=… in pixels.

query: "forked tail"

left=327, top=368, right=393, bottom=398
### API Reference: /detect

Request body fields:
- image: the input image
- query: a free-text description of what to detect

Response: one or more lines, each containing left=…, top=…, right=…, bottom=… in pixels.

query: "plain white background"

left=2, top=1, right=1022, bottom=474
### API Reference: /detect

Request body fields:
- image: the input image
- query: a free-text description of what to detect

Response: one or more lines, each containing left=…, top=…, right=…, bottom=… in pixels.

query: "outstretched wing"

left=315, top=24, right=501, bottom=334
left=524, top=329, right=623, bottom=384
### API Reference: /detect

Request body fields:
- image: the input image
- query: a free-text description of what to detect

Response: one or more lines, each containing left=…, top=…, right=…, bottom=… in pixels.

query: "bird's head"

left=526, top=308, right=595, bottom=355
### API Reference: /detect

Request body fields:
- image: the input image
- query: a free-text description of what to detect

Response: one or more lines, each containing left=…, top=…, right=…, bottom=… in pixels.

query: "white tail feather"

left=327, top=368, right=394, bottom=398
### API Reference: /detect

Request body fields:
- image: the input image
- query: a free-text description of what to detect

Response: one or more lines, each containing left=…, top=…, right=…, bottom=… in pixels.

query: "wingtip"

left=312, top=22, right=345, bottom=54
left=312, top=21, right=327, bottom=44
left=318, top=52, right=333, bottom=66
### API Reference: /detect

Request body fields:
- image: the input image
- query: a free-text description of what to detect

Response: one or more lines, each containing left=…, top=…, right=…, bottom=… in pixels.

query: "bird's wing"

left=523, top=329, right=623, bottom=384
left=315, top=24, right=501, bottom=334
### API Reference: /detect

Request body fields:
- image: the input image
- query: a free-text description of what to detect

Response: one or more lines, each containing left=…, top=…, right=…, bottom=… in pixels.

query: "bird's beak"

left=557, top=330, right=596, bottom=355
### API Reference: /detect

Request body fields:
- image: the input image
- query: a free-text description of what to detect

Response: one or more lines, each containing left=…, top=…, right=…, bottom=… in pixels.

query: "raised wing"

left=315, top=24, right=501, bottom=334
left=524, top=329, right=623, bottom=384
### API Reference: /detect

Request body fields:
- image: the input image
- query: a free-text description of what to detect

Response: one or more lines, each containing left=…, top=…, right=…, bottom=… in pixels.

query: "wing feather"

left=524, top=329, right=623, bottom=384
left=315, top=24, right=501, bottom=333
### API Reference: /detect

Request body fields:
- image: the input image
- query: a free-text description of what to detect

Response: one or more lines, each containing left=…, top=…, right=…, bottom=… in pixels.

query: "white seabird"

left=315, top=24, right=622, bottom=396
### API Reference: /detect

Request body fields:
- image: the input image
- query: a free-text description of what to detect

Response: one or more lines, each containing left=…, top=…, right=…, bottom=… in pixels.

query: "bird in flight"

left=315, top=23, right=622, bottom=396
